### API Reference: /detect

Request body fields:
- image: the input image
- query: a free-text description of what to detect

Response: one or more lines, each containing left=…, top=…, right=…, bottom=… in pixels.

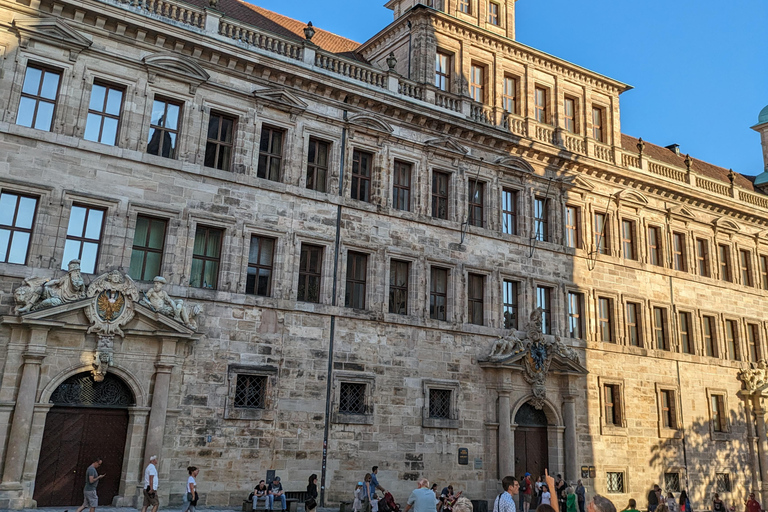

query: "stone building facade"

left=1, top=0, right=768, bottom=509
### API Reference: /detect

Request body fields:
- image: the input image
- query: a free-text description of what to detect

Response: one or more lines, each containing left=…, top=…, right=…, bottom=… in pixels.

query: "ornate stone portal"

left=13, top=261, right=201, bottom=380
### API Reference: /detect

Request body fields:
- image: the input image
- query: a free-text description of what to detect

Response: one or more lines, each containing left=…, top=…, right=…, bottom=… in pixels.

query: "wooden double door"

left=514, top=426, right=549, bottom=479
left=33, top=407, right=128, bottom=507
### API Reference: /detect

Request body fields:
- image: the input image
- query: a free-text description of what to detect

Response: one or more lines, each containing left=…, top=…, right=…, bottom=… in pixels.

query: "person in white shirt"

left=540, top=485, right=551, bottom=506
left=141, top=456, right=159, bottom=512
left=181, top=466, right=199, bottom=512
left=493, top=476, right=519, bottom=512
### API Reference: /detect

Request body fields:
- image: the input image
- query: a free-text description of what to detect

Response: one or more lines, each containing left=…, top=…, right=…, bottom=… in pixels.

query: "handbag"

left=305, top=498, right=318, bottom=510
left=186, top=492, right=194, bottom=502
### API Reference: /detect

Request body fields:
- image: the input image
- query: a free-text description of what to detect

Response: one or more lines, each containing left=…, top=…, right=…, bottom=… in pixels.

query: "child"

left=372, top=493, right=380, bottom=512
left=541, top=485, right=551, bottom=506
left=354, top=482, right=364, bottom=512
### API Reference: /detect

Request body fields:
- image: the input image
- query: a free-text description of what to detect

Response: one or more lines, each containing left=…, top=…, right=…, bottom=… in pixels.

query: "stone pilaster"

left=497, top=390, right=513, bottom=478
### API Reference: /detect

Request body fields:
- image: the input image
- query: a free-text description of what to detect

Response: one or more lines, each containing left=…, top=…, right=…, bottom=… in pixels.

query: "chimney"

left=665, top=144, right=680, bottom=156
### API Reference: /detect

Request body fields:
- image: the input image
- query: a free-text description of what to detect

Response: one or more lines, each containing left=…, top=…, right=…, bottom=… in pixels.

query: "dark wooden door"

left=514, top=427, right=549, bottom=479
left=34, top=407, right=128, bottom=507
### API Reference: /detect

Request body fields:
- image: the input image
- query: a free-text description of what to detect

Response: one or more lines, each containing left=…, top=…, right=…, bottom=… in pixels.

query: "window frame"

left=706, top=389, right=729, bottom=438
left=468, top=180, right=484, bottom=228
left=84, top=80, right=125, bottom=146
left=501, top=188, right=518, bottom=235
left=432, top=170, right=450, bottom=220
left=306, top=137, right=330, bottom=193
left=0, top=191, right=39, bottom=265
left=564, top=204, right=581, bottom=249
left=653, top=306, right=669, bottom=351
left=563, top=96, right=577, bottom=134
left=625, top=301, right=643, bottom=348
left=487, top=1, right=500, bottom=25
left=351, top=149, right=374, bottom=203
left=392, top=160, right=412, bottom=212
left=747, top=322, right=761, bottom=363
left=594, top=212, right=610, bottom=255
left=435, top=51, right=451, bottom=92
left=344, top=250, right=368, bottom=309
left=678, top=311, right=694, bottom=354
left=648, top=225, right=663, bottom=266
left=718, top=244, right=732, bottom=282
left=332, top=371, right=375, bottom=425
left=470, top=63, right=485, bottom=103
left=62, top=203, right=107, bottom=275
left=246, top=235, right=276, bottom=297
left=656, top=384, right=682, bottom=437
left=128, top=215, right=167, bottom=282
left=534, top=197, right=549, bottom=242
left=725, top=318, right=740, bottom=361
left=422, top=378, right=460, bottom=429
left=204, top=111, right=236, bottom=171
left=621, top=219, right=636, bottom=260
left=536, top=285, right=552, bottom=335
left=457, top=0, right=471, bottom=14
left=257, top=125, right=285, bottom=181
left=672, top=232, right=687, bottom=272
left=502, top=279, right=520, bottom=330
left=592, top=106, right=605, bottom=142
left=147, top=96, right=183, bottom=159
left=702, top=314, right=719, bottom=358
left=696, top=238, right=710, bottom=277
left=599, top=378, right=626, bottom=433
left=467, top=272, right=485, bottom=326
left=388, top=259, right=410, bottom=315
left=17, top=63, right=63, bottom=132
left=567, top=291, right=584, bottom=340
left=224, top=364, right=277, bottom=421
left=597, top=296, right=614, bottom=343
left=760, top=254, right=768, bottom=290
left=297, top=243, right=323, bottom=303
left=190, top=224, right=223, bottom=289
left=430, top=266, right=450, bottom=321
left=534, top=86, right=549, bottom=124
left=502, top=75, right=518, bottom=115
left=740, top=249, right=753, bottom=286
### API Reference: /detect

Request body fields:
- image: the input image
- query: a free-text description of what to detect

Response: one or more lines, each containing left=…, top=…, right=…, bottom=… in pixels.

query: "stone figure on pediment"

left=140, top=276, right=200, bottom=330
left=32, top=259, right=86, bottom=311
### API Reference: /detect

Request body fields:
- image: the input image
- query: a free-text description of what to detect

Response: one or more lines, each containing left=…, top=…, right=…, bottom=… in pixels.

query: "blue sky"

left=255, top=0, right=767, bottom=176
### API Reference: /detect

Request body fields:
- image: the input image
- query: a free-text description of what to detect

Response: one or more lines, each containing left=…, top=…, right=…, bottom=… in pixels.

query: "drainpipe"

left=670, top=277, right=689, bottom=489
left=407, top=20, right=412, bottom=80
left=320, top=110, right=347, bottom=507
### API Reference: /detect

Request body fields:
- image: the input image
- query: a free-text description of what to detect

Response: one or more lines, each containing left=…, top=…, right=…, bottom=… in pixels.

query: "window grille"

left=339, top=382, right=366, bottom=414
left=715, top=473, right=731, bottom=493
left=234, top=375, right=266, bottom=409
left=606, top=472, right=624, bottom=493
left=429, top=389, right=451, bottom=419
left=50, top=372, right=133, bottom=408
left=664, top=473, right=680, bottom=492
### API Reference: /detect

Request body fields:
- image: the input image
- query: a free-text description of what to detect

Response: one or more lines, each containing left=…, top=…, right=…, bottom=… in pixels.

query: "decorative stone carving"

left=31, top=259, right=87, bottom=311
left=13, top=276, right=48, bottom=313
left=92, top=335, right=115, bottom=382
left=139, top=276, right=201, bottom=330
left=739, top=360, right=768, bottom=394
left=84, top=270, right=140, bottom=337
left=485, top=308, right=582, bottom=409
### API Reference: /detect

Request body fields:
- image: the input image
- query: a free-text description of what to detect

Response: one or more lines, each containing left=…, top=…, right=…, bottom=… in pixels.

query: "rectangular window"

left=592, top=106, right=604, bottom=142
left=128, top=216, right=167, bottom=281
left=389, top=260, right=409, bottom=315
left=234, top=374, right=267, bottom=409
left=17, top=64, right=61, bottom=131
left=488, top=1, right=499, bottom=24
left=467, top=273, right=484, bottom=325
left=648, top=226, right=662, bottom=266
left=594, top=212, right=609, bottom=255
left=660, top=389, right=677, bottom=429
left=351, top=149, right=373, bottom=202
left=725, top=319, right=739, bottom=361
left=435, top=52, right=451, bottom=91
left=62, top=205, right=105, bottom=274
left=204, top=112, right=235, bottom=171
left=626, top=302, right=642, bottom=347
left=537, top=286, right=551, bottom=334
left=468, top=181, right=484, bottom=227
left=257, top=126, right=284, bottom=181
left=604, top=384, right=622, bottom=426
left=298, top=244, right=323, bottom=303
left=190, top=226, right=222, bottom=289
left=338, top=382, right=366, bottom=414
left=622, top=219, right=636, bottom=260
left=429, top=388, right=452, bottom=419
left=502, top=76, right=517, bottom=114
left=147, top=97, right=181, bottom=158
left=534, top=197, right=549, bottom=242
left=703, top=315, right=717, bottom=357
left=307, top=138, right=329, bottom=193
left=719, top=244, right=732, bottom=282
left=740, top=249, right=753, bottom=286
left=84, top=82, right=124, bottom=146
left=679, top=312, right=693, bottom=354
left=760, top=255, right=768, bottom=290
left=568, top=292, right=583, bottom=339
left=664, top=473, right=680, bottom=493
left=502, top=280, right=519, bottom=330
left=345, top=251, right=367, bottom=309
left=711, top=394, right=726, bottom=432
left=606, top=472, right=624, bottom=494
left=430, top=267, right=449, bottom=321
left=470, top=65, right=484, bottom=103
left=0, top=192, right=38, bottom=265
left=432, top=171, right=450, bottom=220
left=392, top=160, right=412, bottom=212
left=534, top=87, right=548, bottom=124
left=696, top=238, right=710, bottom=277
left=502, top=189, right=517, bottom=235
left=654, top=307, right=668, bottom=350
left=565, top=205, right=580, bottom=249
left=564, top=97, right=576, bottom=133
left=673, top=232, right=687, bottom=271
left=598, top=297, right=613, bottom=342
left=748, top=323, right=760, bottom=363
left=246, top=235, right=275, bottom=297
left=716, top=474, right=731, bottom=493
left=458, top=0, right=470, bottom=14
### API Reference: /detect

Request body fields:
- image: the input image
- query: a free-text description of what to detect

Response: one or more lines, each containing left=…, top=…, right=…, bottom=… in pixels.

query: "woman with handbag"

left=181, top=466, right=199, bottom=512
left=306, top=474, right=318, bottom=512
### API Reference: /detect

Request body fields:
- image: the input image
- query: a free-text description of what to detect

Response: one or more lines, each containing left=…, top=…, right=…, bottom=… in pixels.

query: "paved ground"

left=2, top=508, right=340, bottom=512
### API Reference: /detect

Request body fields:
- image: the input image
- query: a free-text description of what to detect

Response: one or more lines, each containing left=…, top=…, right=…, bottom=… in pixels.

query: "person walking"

left=141, top=456, right=159, bottom=512
left=712, top=493, right=725, bottom=512
left=405, top=478, right=440, bottom=512
left=181, top=466, right=199, bottom=512
left=354, top=483, right=365, bottom=512
left=493, top=476, right=520, bottom=512
left=521, top=474, right=533, bottom=512
left=306, top=474, right=318, bottom=512
left=363, top=473, right=376, bottom=512
left=746, top=493, right=761, bottom=512
left=372, top=466, right=387, bottom=494
left=75, top=456, right=105, bottom=512
left=678, top=491, right=690, bottom=512
left=647, top=486, right=660, bottom=512
left=575, top=481, right=586, bottom=512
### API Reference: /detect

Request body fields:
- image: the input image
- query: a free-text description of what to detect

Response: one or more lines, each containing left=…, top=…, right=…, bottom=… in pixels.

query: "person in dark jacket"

left=306, top=474, right=319, bottom=512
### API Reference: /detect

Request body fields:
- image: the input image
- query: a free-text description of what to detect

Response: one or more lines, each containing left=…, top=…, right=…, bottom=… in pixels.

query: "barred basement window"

left=606, top=472, right=624, bottom=493
left=664, top=473, right=680, bottom=492
left=339, top=382, right=366, bottom=415
left=234, top=375, right=266, bottom=409
left=429, top=389, right=451, bottom=419
left=716, top=473, right=731, bottom=493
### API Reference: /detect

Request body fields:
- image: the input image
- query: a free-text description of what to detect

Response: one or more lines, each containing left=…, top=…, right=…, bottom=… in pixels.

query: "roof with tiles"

left=186, top=0, right=363, bottom=57
left=620, top=134, right=756, bottom=192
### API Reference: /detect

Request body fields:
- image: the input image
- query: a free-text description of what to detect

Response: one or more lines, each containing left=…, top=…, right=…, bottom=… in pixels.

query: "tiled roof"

left=185, top=0, right=362, bottom=56
left=620, top=134, right=756, bottom=192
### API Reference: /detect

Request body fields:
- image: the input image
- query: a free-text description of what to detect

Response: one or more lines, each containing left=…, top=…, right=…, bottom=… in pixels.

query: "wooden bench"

left=243, top=492, right=303, bottom=512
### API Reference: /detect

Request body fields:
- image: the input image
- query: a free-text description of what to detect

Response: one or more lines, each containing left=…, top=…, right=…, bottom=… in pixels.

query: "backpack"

left=520, top=480, right=527, bottom=493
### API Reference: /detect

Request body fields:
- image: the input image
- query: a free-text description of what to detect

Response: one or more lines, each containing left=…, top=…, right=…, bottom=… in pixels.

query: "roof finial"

left=728, top=169, right=735, bottom=184
left=636, top=137, right=645, bottom=156
left=684, top=153, right=692, bottom=171
left=303, top=21, right=315, bottom=41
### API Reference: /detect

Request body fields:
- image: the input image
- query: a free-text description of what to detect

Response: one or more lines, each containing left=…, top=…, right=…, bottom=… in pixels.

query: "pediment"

left=425, top=136, right=469, bottom=155
left=12, top=16, right=92, bottom=61
left=494, top=156, right=534, bottom=174
left=616, top=188, right=649, bottom=206
left=347, top=113, right=394, bottom=134
left=480, top=339, right=587, bottom=375
left=713, top=216, right=741, bottom=232
left=143, top=52, right=209, bottom=93
left=253, top=87, right=309, bottom=112
left=667, top=204, right=697, bottom=220
left=561, top=174, right=596, bottom=191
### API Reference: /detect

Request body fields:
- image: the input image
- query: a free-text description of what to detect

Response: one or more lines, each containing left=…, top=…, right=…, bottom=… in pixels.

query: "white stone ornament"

left=85, top=270, right=140, bottom=338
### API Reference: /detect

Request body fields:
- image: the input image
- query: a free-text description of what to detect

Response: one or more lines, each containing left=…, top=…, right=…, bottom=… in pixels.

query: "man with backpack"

left=493, top=476, right=520, bottom=512
left=521, top=473, right=532, bottom=512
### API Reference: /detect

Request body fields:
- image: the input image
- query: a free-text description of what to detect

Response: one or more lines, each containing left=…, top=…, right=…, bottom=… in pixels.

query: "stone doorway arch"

left=33, top=372, right=135, bottom=507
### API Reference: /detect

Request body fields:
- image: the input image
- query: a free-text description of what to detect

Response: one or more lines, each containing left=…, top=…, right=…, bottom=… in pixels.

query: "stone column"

left=744, top=396, right=761, bottom=491
left=0, top=330, right=47, bottom=490
left=143, top=362, right=173, bottom=465
left=562, top=396, right=578, bottom=483
left=498, top=390, right=513, bottom=478
left=753, top=396, right=768, bottom=505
